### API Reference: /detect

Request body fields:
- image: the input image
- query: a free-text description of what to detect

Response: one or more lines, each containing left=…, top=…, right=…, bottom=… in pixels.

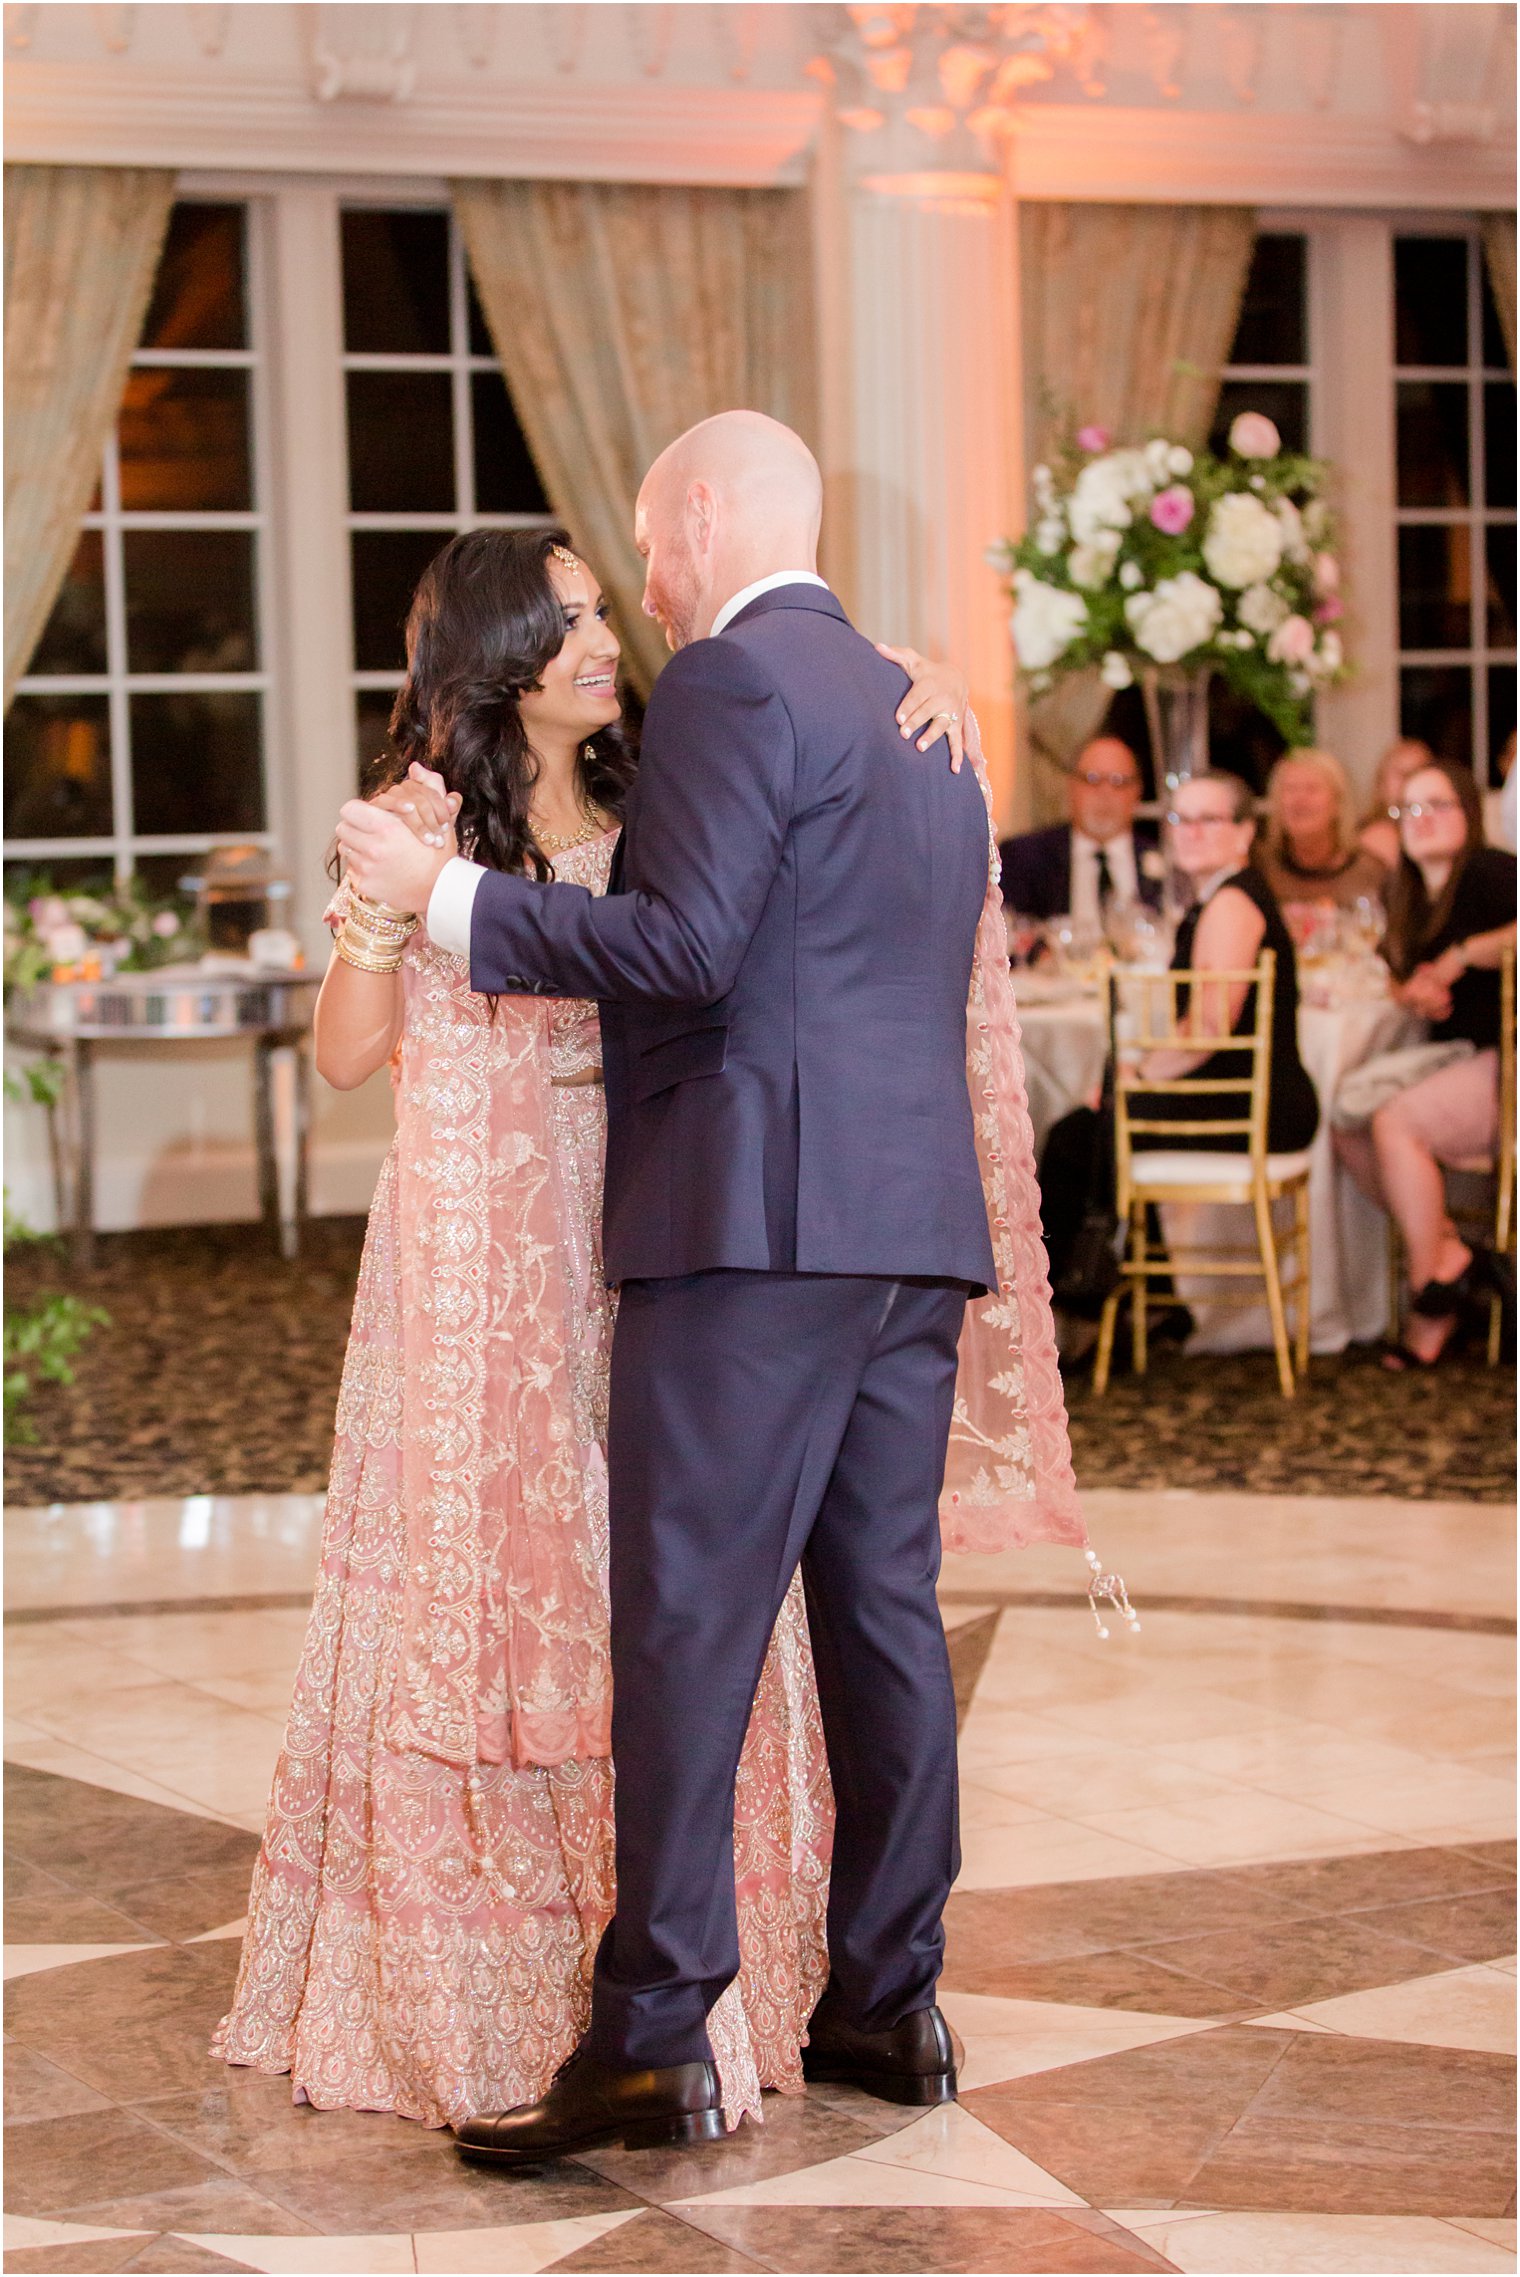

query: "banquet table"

left=1011, top=966, right=1416, bottom=1356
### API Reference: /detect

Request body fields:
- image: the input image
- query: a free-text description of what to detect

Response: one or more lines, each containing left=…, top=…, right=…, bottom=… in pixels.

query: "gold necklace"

left=533, top=747, right=609, bottom=855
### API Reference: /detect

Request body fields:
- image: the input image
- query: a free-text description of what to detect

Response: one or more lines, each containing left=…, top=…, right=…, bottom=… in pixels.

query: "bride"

left=213, top=526, right=1087, bottom=2130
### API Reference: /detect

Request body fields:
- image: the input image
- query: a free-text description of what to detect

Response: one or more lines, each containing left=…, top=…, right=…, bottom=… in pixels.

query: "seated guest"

left=1335, top=759, right=1517, bottom=1370
left=1038, top=771, right=1318, bottom=1318
left=1258, top=747, right=1389, bottom=915
left=1360, top=738, right=1435, bottom=869
left=999, top=736, right=1161, bottom=924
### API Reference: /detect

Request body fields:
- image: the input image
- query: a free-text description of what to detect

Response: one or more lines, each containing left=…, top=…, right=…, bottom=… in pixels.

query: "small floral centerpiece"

left=4, top=873, right=196, bottom=996
left=989, top=413, right=1346, bottom=748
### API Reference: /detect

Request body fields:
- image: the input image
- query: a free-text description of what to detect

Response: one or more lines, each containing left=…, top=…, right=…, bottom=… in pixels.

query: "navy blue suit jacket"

left=468, top=585, right=997, bottom=1292
left=997, top=821, right=1162, bottom=922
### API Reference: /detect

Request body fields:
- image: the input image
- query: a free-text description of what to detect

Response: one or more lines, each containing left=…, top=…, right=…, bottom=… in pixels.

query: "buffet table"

left=7, top=965, right=321, bottom=1268
left=1011, top=966, right=1416, bottom=1355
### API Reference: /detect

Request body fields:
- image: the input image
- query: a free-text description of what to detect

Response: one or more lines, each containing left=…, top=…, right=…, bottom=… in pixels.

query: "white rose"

left=1070, top=533, right=1120, bottom=589
left=1144, top=437, right=1174, bottom=484
left=1035, top=516, right=1066, bottom=555
left=1308, top=629, right=1344, bottom=682
left=1100, top=650, right=1134, bottom=689
left=1068, top=448, right=1153, bottom=544
left=1203, top=492, right=1284, bottom=589
left=1124, top=571, right=1222, bottom=664
left=1238, top=581, right=1291, bottom=636
left=1168, top=445, right=1194, bottom=477
left=1275, top=497, right=1309, bottom=565
left=1011, top=570, right=1088, bottom=671
left=1119, top=559, right=1144, bottom=591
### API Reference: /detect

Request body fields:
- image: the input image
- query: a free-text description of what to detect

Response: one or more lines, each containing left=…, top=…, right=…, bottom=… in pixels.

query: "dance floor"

left=4, top=1489, right=1515, bottom=2276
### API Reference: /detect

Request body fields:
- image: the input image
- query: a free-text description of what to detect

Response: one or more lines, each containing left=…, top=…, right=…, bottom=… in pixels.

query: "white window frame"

left=342, top=198, right=555, bottom=755
left=1216, top=226, right=1317, bottom=455
left=4, top=197, right=281, bottom=882
left=1391, top=218, right=1516, bottom=784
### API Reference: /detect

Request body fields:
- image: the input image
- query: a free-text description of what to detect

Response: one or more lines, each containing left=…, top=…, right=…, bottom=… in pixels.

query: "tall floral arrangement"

left=989, top=414, right=1346, bottom=744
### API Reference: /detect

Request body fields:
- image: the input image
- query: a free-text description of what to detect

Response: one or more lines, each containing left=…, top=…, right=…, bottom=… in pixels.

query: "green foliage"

left=3, top=1056, right=108, bottom=1441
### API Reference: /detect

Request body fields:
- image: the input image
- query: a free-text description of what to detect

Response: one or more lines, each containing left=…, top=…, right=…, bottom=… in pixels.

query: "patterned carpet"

left=5, top=1220, right=1515, bottom=1506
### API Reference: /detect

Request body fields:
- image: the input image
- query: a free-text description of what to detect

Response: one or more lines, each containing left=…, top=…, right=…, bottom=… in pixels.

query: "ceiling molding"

left=1005, top=104, right=1515, bottom=207
left=2, top=60, right=823, bottom=185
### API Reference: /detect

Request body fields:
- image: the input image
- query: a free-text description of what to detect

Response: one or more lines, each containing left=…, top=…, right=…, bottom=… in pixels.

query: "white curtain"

left=455, top=179, right=818, bottom=696
left=4, top=164, right=175, bottom=706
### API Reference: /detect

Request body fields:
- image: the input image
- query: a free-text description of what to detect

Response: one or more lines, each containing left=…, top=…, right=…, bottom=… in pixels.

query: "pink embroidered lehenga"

left=214, top=726, right=1087, bottom=2130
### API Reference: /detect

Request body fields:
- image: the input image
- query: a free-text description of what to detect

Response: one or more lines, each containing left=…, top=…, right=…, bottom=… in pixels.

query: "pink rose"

left=1149, top=485, right=1195, bottom=535
left=1313, top=550, right=1340, bottom=593
left=1267, top=613, right=1315, bottom=665
left=1314, top=595, right=1343, bottom=624
left=1229, top=411, right=1281, bottom=460
left=1076, top=425, right=1110, bottom=453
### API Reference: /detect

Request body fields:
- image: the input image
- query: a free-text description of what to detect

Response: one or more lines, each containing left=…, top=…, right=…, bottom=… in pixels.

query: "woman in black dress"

left=1128, top=768, right=1319, bottom=1155
left=1335, top=759, right=1516, bottom=1369
left=1038, top=770, right=1316, bottom=1317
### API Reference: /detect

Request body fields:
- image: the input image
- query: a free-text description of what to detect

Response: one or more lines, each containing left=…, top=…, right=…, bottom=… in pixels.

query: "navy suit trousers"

left=584, top=1268, right=968, bottom=2069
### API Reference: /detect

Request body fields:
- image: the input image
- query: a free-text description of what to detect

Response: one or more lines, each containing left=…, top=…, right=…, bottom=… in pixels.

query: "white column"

left=264, top=181, right=357, bottom=956
left=835, top=165, right=1023, bottom=826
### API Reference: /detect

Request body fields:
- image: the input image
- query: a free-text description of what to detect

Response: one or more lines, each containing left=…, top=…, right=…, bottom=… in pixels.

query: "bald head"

left=636, top=410, right=823, bottom=651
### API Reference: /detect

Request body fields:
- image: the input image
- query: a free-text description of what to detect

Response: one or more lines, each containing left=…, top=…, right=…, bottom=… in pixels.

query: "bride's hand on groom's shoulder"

left=876, top=645, right=969, bottom=774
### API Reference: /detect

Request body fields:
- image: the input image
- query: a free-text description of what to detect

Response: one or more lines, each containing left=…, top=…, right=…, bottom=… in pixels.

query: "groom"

left=337, top=411, right=996, bottom=2163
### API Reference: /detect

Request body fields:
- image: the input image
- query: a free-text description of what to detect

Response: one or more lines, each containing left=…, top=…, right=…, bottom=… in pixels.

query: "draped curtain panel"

left=455, top=179, right=819, bottom=696
left=4, top=164, right=175, bottom=708
left=1018, top=202, right=1257, bottom=811
left=1480, top=212, right=1517, bottom=372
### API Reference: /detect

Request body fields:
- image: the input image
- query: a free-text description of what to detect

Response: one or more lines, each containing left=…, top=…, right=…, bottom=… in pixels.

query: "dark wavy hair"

left=1383, top=757, right=1486, bottom=980
left=363, top=527, right=636, bottom=879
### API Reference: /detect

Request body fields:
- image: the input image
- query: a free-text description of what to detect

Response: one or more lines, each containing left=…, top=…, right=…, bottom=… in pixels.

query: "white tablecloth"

left=1012, top=977, right=1416, bottom=1356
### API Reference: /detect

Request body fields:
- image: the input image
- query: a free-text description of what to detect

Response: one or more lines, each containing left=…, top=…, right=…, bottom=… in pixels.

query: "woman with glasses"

left=1335, top=759, right=1516, bottom=1370
left=1127, top=770, right=1320, bottom=1154
left=1037, top=771, right=1316, bottom=1330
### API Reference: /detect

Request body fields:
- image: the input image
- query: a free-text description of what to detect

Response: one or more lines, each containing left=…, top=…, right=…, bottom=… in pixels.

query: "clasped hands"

left=1396, top=950, right=1462, bottom=1023
left=336, top=766, right=461, bottom=916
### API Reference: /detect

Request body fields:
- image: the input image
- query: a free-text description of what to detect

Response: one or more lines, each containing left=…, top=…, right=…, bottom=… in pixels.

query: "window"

left=341, top=206, right=552, bottom=778
left=1394, top=231, right=1516, bottom=785
left=4, top=202, right=271, bottom=892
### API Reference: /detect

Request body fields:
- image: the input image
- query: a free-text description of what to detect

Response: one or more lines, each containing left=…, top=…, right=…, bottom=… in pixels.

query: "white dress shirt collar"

left=710, top=572, right=830, bottom=639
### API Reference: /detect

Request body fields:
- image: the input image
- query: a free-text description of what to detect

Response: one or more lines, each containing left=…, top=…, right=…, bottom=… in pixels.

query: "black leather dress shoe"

left=453, top=2049, right=724, bottom=2168
left=801, top=1998, right=957, bottom=2105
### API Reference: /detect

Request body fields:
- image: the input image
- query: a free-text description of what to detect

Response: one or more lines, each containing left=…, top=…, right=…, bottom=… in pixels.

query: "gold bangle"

left=348, top=891, right=417, bottom=933
left=335, top=932, right=406, bottom=975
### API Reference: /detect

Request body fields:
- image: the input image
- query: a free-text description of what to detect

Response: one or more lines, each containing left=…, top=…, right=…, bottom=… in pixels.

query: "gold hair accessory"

left=550, top=543, right=582, bottom=571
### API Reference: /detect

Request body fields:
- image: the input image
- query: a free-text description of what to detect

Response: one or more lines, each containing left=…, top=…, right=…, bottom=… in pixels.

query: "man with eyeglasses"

left=998, top=736, right=1162, bottom=926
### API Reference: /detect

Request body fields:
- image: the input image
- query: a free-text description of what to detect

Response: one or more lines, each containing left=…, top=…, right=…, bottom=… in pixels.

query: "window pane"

left=1481, top=257, right=1508, bottom=371
left=133, top=852, right=206, bottom=900
left=467, top=269, right=494, bottom=357
left=342, top=210, right=451, bottom=355
left=1398, top=524, right=1473, bottom=652
left=346, top=371, right=454, bottom=512
left=28, top=533, right=108, bottom=676
left=1208, top=379, right=1308, bottom=458
left=356, top=691, right=397, bottom=786
left=1488, top=665, right=1516, bottom=781
left=1395, top=237, right=1469, bottom=367
left=140, top=203, right=245, bottom=351
left=5, top=857, right=116, bottom=900
left=118, top=367, right=251, bottom=511
left=472, top=372, right=551, bottom=514
left=124, top=531, right=257, bottom=674
left=1400, top=664, right=1473, bottom=767
left=1226, top=234, right=1306, bottom=366
left=1487, top=525, right=1516, bottom=650
left=130, top=693, right=264, bottom=835
left=4, top=694, right=113, bottom=839
left=351, top=530, right=448, bottom=671
left=1484, top=382, right=1516, bottom=508
left=1396, top=382, right=1470, bottom=509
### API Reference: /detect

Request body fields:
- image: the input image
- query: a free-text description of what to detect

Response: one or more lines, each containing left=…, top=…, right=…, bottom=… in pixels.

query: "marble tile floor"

left=4, top=1489, right=1515, bottom=2274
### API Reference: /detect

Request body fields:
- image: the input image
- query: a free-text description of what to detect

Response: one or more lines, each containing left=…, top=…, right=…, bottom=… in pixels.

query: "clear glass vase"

left=1140, top=665, right=1213, bottom=791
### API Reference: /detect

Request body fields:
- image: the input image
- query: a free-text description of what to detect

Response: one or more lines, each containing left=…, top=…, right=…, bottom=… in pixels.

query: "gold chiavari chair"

left=1388, top=940, right=1516, bottom=1365
left=1093, top=951, right=1313, bottom=1399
